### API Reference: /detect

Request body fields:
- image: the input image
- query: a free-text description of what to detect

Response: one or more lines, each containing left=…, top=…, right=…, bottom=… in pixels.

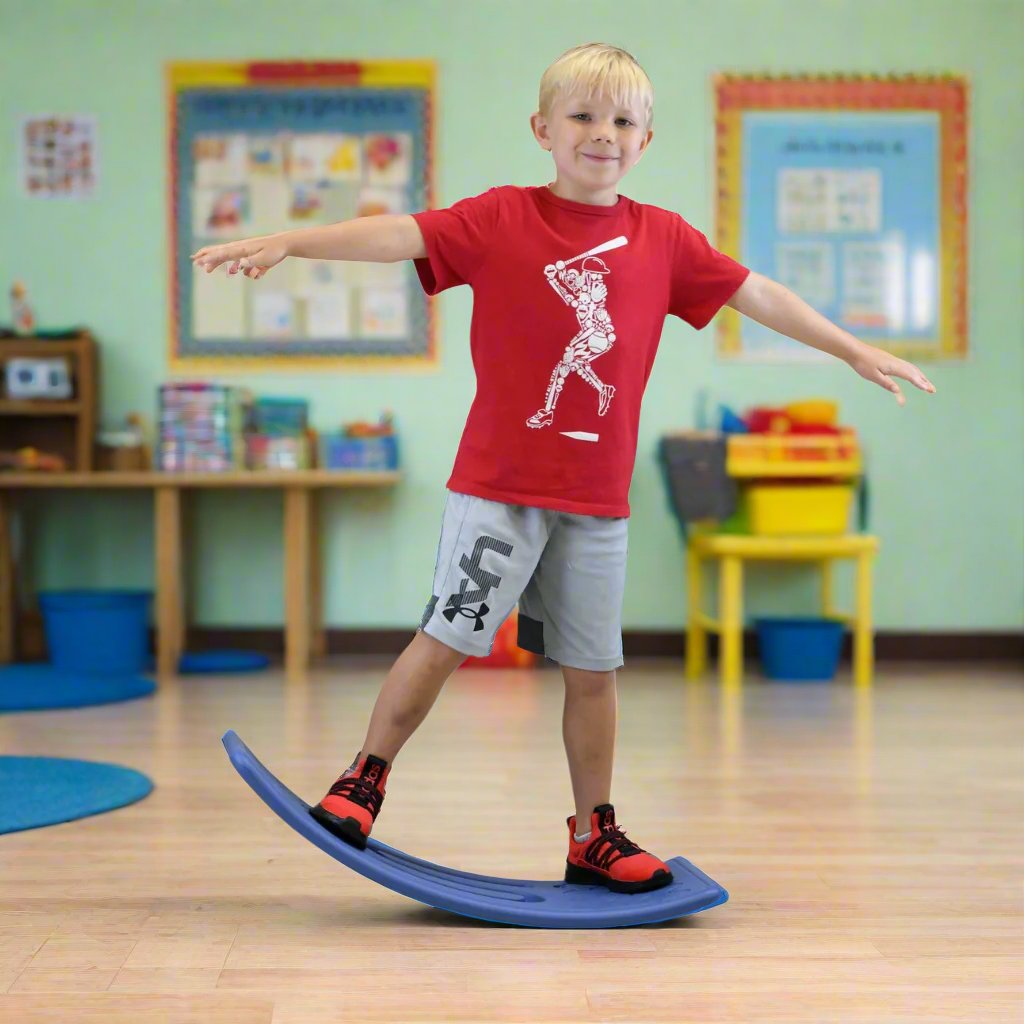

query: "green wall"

left=3, top=0, right=1022, bottom=633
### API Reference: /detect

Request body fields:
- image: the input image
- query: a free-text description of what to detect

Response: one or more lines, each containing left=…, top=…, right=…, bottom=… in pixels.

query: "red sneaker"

left=565, top=804, right=673, bottom=894
left=309, top=752, right=390, bottom=850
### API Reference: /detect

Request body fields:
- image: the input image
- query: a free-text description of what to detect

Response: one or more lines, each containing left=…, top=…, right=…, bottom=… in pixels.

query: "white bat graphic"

left=563, top=235, right=628, bottom=267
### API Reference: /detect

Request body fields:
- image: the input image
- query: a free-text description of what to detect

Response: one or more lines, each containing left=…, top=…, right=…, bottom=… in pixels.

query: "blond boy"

left=193, top=44, right=934, bottom=894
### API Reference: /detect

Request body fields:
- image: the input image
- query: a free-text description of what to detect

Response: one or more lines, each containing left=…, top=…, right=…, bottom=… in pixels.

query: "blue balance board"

left=222, top=730, right=729, bottom=929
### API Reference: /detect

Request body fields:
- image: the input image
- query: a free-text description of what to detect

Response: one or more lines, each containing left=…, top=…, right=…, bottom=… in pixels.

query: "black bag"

left=658, top=432, right=737, bottom=526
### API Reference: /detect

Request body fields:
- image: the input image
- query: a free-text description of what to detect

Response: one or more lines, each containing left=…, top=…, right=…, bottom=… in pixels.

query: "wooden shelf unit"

left=0, top=469, right=401, bottom=675
left=0, top=331, right=97, bottom=471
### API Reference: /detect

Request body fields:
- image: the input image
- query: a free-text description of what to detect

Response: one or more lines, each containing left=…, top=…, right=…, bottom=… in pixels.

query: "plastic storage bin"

left=38, top=590, right=152, bottom=675
left=756, top=617, right=844, bottom=681
left=321, top=433, right=399, bottom=471
left=747, top=484, right=853, bottom=535
left=726, top=431, right=861, bottom=476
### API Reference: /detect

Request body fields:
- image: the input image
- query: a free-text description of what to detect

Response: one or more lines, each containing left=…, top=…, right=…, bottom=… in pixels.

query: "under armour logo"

left=443, top=601, right=491, bottom=631
left=443, top=535, right=513, bottom=630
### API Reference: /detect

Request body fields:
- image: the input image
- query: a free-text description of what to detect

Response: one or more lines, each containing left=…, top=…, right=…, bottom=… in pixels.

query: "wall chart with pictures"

left=168, top=60, right=435, bottom=370
left=714, top=74, right=968, bottom=361
left=20, top=115, right=98, bottom=199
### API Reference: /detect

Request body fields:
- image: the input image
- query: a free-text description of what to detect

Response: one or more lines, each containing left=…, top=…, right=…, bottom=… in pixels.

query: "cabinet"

left=0, top=330, right=98, bottom=471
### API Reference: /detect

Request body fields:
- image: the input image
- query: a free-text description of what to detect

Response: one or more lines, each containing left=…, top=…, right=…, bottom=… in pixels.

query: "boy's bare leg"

left=561, top=665, right=617, bottom=833
left=359, top=630, right=467, bottom=764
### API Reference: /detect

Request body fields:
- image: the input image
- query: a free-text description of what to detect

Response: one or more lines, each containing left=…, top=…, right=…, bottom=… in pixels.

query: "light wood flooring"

left=0, top=657, right=1021, bottom=1023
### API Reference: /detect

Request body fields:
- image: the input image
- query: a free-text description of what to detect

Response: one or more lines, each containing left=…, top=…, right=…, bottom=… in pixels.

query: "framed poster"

left=714, top=75, right=968, bottom=361
left=168, top=60, right=436, bottom=371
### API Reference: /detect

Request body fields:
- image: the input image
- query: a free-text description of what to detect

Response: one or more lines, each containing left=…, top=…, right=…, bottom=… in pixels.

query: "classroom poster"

left=19, top=115, right=98, bottom=199
left=168, top=61, right=436, bottom=370
left=714, top=75, right=968, bottom=361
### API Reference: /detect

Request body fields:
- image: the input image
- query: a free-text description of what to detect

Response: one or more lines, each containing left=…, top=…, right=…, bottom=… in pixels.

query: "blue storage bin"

left=38, top=590, right=152, bottom=675
left=321, top=434, right=399, bottom=471
left=755, top=616, right=844, bottom=681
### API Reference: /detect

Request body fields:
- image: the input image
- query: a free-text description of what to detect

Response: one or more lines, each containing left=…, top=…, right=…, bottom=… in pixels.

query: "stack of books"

left=158, top=382, right=249, bottom=472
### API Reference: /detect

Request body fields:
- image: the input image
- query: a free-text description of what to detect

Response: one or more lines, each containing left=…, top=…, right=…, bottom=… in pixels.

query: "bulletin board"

left=714, top=75, right=968, bottom=361
left=168, top=60, right=436, bottom=371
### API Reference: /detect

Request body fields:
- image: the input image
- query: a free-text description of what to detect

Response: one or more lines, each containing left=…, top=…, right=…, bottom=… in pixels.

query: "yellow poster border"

left=166, top=60, right=437, bottom=373
left=713, top=73, right=968, bottom=361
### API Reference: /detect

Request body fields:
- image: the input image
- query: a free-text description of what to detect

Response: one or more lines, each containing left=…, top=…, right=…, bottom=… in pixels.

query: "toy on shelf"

left=4, top=356, right=71, bottom=400
left=321, top=411, right=399, bottom=471
left=158, top=382, right=250, bottom=472
left=784, top=399, right=838, bottom=426
left=0, top=446, right=67, bottom=472
left=9, top=281, right=36, bottom=336
left=743, top=406, right=792, bottom=434
left=343, top=410, right=394, bottom=438
left=245, top=396, right=313, bottom=470
left=740, top=400, right=839, bottom=434
left=96, top=412, right=151, bottom=472
left=246, top=433, right=314, bottom=471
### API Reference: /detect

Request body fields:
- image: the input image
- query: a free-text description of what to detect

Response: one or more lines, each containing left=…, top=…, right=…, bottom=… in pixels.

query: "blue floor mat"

left=178, top=650, right=270, bottom=674
left=0, top=756, right=153, bottom=834
left=222, top=730, right=729, bottom=929
left=0, top=664, right=155, bottom=713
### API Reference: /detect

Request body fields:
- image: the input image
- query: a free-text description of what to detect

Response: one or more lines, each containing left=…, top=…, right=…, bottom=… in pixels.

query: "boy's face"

left=531, top=91, right=653, bottom=204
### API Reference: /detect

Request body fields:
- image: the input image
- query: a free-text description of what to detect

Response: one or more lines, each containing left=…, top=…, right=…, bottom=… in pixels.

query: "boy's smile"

left=531, top=93, right=653, bottom=206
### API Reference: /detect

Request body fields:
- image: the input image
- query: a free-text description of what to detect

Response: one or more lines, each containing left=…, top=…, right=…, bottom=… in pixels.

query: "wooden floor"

left=0, top=657, right=1021, bottom=1023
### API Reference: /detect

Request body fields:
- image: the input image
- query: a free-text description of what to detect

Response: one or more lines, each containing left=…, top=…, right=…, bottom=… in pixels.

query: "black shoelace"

left=327, top=774, right=384, bottom=817
left=584, top=826, right=644, bottom=870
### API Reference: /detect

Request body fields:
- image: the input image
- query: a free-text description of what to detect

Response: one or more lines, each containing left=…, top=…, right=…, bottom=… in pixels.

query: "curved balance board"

left=222, top=730, right=729, bottom=929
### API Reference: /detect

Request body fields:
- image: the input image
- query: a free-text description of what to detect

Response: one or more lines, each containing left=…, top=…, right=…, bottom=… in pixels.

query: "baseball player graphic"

left=526, top=235, right=628, bottom=430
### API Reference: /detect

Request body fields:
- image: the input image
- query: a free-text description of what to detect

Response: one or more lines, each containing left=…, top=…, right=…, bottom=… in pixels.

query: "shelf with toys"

left=661, top=397, right=879, bottom=686
left=723, top=399, right=865, bottom=536
left=0, top=305, right=98, bottom=472
left=723, top=399, right=862, bottom=480
left=156, top=382, right=399, bottom=475
left=661, top=398, right=868, bottom=538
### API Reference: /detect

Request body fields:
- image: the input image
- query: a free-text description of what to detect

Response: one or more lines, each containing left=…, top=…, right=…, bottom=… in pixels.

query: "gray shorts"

left=417, top=490, right=628, bottom=671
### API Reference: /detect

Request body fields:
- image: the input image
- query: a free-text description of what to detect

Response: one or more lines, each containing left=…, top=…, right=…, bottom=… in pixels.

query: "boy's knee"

left=563, top=666, right=616, bottom=697
left=414, top=628, right=468, bottom=672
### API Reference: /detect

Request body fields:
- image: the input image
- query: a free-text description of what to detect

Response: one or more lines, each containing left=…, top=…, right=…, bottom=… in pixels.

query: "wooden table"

left=686, top=531, right=880, bottom=687
left=0, top=470, right=400, bottom=681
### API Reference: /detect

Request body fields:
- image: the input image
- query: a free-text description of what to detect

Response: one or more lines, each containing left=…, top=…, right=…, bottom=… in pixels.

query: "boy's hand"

left=847, top=344, right=936, bottom=407
left=191, top=236, right=288, bottom=280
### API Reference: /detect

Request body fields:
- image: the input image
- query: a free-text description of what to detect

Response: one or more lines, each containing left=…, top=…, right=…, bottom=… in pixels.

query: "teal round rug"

left=0, top=756, right=153, bottom=834
left=0, top=664, right=155, bottom=712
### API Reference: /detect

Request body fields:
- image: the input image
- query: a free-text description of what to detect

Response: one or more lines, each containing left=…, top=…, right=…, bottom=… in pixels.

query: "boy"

left=192, top=43, right=935, bottom=895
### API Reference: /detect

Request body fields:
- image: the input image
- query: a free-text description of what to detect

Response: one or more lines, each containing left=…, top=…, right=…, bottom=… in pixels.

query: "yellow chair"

left=685, top=532, right=879, bottom=687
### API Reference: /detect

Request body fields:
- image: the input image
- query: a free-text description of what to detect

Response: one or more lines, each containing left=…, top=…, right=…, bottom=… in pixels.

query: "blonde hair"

left=539, top=43, right=654, bottom=131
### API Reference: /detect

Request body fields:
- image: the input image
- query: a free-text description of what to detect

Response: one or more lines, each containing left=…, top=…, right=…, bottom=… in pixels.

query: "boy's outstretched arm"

left=725, top=272, right=936, bottom=406
left=191, top=214, right=428, bottom=280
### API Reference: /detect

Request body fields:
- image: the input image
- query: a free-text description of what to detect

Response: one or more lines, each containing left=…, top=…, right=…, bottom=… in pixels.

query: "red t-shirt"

left=412, top=184, right=749, bottom=517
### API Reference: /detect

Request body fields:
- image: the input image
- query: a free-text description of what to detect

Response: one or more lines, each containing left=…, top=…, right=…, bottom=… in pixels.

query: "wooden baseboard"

left=14, top=609, right=1022, bottom=664
left=186, top=626, right=1024, bottom=663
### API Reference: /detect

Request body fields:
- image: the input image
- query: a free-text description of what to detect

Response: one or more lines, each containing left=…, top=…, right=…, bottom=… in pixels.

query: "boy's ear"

left=530, top=111, right=552, bottom=151
left=635, top=128, right=654, bottom=163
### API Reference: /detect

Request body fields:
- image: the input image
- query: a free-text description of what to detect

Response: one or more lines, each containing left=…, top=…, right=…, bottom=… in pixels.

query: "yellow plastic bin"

left=747, top=484, right=853, bottom=535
